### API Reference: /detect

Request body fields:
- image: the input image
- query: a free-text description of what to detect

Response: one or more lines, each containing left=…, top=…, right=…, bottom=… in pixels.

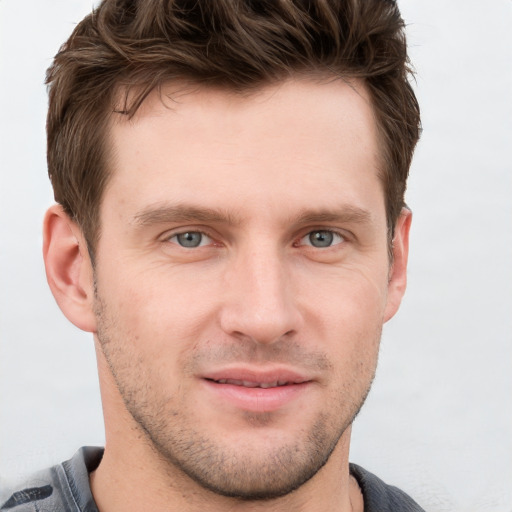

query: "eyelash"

left=166, top=231, right=215, bottom=248
left=296, top=229, right=346, bottom=249
left=164, top=228, right=348, bottom=250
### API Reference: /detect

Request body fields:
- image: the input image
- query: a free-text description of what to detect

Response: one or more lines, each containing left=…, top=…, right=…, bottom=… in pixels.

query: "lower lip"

left=202, top=379, right=311, bottom=413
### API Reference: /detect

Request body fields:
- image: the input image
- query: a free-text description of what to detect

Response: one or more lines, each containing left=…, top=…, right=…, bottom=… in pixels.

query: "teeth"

left=242, top=380, right=259, bottom=388
left=215, top=379, right=290, bottom=388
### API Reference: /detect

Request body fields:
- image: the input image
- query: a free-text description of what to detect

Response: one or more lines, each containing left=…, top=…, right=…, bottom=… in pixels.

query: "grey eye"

left=175, top=232, right=204, bottom=248
left=308, top=231, right=334, bottom=247
left=301, top=230, right=345, bottom=248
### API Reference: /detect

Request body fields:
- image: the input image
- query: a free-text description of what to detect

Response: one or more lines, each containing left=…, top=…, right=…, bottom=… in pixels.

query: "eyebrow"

left=291, top=206, right=373, bottom=227
left=132, top=203, right=242, bottom=227
left=132, top=202, right=373, bottom=228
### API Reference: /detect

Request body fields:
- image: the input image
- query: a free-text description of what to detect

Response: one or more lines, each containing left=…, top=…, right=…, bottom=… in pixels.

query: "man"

left=1, top=0, right=422, bottom=510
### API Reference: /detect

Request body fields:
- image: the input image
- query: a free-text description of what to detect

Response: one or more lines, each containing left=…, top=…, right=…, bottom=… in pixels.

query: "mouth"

left=200, top=369, right=312, bottom=412
left=206, top=378, right=302, bottom=389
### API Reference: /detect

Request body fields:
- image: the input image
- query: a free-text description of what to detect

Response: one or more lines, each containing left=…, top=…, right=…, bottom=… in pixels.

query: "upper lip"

left=200, top=367, right=312, bottom=387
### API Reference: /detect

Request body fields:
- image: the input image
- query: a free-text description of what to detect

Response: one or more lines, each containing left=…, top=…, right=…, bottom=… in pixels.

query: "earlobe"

left=383, top=207, right=412, bottom=323
left=43, top=204, right=97, bottom=332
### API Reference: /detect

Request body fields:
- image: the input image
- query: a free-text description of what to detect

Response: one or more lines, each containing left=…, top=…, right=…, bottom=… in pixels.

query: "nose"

left=219, top=244, right=302, bottom=345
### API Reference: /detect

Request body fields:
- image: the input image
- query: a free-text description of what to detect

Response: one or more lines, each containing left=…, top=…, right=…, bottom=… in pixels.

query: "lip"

left=199, top=367, right=313, bottom=413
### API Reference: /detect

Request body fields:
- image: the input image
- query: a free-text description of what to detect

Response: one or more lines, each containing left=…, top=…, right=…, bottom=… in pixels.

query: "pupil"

left=309, top=231, right=333, bottom=248
left=177, top=232, right=202, bottom=247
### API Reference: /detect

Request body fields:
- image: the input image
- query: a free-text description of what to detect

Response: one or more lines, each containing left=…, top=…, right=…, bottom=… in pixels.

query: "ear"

left=383, top=207, right=412, bottom=323
left=43, top=204, right=97, bottom=332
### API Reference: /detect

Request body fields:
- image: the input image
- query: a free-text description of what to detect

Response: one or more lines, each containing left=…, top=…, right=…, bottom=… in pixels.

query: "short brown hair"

left=46, top=0, right=420, bottom=260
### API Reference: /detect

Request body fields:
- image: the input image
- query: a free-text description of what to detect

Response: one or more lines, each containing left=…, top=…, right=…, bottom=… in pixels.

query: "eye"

left=300, top=230, right=345, bottom=248
left=169, top=231, right=212, bottom=248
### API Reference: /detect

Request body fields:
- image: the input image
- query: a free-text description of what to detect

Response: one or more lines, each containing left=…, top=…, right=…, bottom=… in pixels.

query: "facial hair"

left=94, top=290, right=378, bottom=500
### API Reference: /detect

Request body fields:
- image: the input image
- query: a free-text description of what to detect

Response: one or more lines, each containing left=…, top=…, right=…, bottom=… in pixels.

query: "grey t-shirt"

left=1, top=447, right=425, bottom=511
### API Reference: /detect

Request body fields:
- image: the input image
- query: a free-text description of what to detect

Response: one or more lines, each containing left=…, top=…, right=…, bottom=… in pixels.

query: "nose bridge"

left=220, top=240, right=299, bottom=344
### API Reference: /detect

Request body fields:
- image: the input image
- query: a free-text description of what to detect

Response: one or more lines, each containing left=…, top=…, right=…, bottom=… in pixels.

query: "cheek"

left=299, top=263, right=387, bottom=373
left=99, top=265, right=219, bottom=361
left=302, top=262, right=389, bottom=331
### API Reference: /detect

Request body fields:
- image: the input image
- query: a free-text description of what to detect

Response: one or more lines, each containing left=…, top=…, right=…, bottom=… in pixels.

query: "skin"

left=44, top=78, right=411, bottom=512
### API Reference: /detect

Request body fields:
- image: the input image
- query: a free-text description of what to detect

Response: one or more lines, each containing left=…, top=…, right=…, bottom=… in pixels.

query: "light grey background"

left=1, top=1, right=511, bottom=511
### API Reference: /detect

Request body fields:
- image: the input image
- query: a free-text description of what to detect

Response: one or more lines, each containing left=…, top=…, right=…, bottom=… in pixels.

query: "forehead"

left=115, top=77, right=377, bottom=146
left=105, top=78, right=383, bottom=224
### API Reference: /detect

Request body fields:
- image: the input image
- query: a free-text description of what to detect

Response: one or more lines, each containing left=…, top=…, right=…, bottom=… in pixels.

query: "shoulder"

left=0, top=447, right=103, bottom=512
left=350, top=463, right=426, bottom=512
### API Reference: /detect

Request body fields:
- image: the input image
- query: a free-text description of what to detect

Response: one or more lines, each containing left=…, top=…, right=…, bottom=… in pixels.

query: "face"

left=91, top=79, right=406, bottom=499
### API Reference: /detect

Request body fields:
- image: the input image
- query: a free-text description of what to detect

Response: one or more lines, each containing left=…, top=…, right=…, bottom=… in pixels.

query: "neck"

left=90, top=437, right=362, bottom=512
left=91, top=342, right=363, bottom=512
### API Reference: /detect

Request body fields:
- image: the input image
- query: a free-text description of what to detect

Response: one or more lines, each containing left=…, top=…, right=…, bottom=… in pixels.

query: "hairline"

left=85, top=73, right=396, bottom=264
